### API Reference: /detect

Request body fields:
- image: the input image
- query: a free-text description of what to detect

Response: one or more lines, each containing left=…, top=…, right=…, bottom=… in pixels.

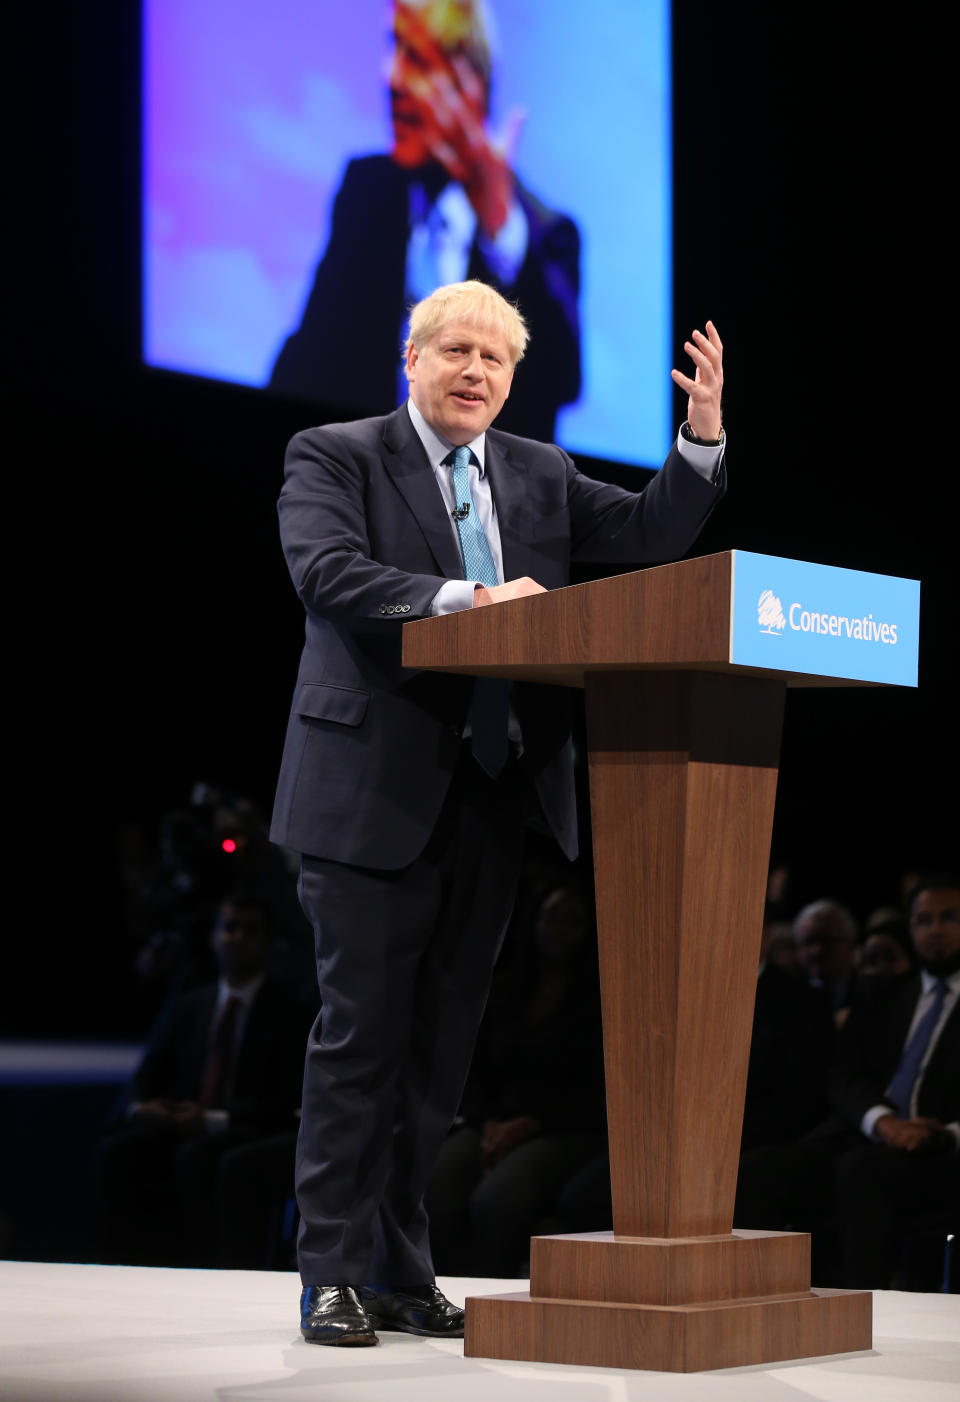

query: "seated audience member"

left=854, top=916, right=917, bottom=999
left=551, top=1150, right=612, bottom=1234
left=216, top=1130, right=300, bottom=1270
left=556, top=902, right=837, bottom=1239
left=211, top=847, right=570, bottom=1273
left=209, top=792, right=316, bottom=997
left=736, top=875, right=959, bottom=1290
left=793, top=899, right=859, bottom=1019
left=426, top=885, right=606, bottom=1277
left=864, top=905, right=909, bottom=938
left=99, top=894, right=313, bottom=1267
left=766, top=922, right=803, bottom=977
left=765, top=861, right=793, bottom=918
left=741, top=906, right=835, bottom=1152
left=830, top=913, right=917, bottom=1030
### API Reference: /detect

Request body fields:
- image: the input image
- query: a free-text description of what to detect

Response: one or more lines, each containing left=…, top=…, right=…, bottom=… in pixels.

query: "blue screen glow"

left=143, top=0, right=672, bottom=467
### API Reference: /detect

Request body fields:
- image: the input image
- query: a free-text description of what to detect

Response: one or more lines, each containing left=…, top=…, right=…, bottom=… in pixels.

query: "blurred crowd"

left=25, top=785, right=958, bottom=1289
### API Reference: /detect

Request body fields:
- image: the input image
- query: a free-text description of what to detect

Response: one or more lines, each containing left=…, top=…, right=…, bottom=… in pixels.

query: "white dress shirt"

left=404, top=398, right=724, bottom=616
left=861, top=967, right=960, bottom=1149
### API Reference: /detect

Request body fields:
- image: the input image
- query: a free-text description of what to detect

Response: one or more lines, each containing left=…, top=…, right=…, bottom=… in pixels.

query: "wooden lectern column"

left=584, top=670, right=785, bottom=1238
left=398, top=559, right=876, bottom=1370
left=466, top=666, right=871, bottom=1371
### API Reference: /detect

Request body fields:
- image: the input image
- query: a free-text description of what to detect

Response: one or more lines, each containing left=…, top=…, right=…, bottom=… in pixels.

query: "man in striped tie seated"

left=270, top=278, right=727, bottom=1344
left=736, top=875, right=959, bottom=1289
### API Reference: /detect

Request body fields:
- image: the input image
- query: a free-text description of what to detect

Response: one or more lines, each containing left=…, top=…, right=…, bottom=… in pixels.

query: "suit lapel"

left=485, top=432, right=537, bottom=582
left=381, top=407, right=464, bottom=579
left=380, top=408, right=544, bottom=584
left=926, top=990, right=960, bottom=1079
left=190, top=988, right=219, bottom=1099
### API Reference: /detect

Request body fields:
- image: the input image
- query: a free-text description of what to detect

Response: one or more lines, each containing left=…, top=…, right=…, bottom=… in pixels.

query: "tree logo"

left=757, top=589, right=786, bottom=635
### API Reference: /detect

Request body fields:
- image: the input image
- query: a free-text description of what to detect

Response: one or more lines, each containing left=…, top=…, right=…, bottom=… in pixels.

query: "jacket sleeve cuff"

left=862, top=1103, right=895, bottom=1140
left=431, top=580, right=480, bottom=615
left=676, top=426, right=725, bottom=483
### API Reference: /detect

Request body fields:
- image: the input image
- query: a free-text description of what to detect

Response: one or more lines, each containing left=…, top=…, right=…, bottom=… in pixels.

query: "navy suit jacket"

left=130, top=980, right=311, bottom=1130
left=268, top=155, right=580, bottom=443
left=742, top=962, right=834, bottom=1151
left=270, top=404, right=725, bottom=869
left=827, top=973, right=960, bottom=1131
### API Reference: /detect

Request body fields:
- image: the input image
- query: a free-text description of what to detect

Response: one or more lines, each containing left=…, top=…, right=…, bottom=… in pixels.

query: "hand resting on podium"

left=473, top=577, right=546, bottom=607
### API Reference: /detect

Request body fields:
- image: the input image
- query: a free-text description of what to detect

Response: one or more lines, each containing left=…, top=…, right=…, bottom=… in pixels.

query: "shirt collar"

left=406, top=397, right=486, bottom=475
left=216, top=973, right=265, bottom=1013
left=919, top=967, right=960, bottom=994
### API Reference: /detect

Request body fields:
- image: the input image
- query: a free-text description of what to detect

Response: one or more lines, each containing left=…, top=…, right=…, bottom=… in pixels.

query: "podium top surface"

left=401, top=550, right=920, bottom=689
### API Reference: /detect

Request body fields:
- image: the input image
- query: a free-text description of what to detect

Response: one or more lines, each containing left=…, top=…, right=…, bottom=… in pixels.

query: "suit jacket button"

left=402, top=604, right=411, bottom=613
left=386, top=605, right=395, bottom=614
left=379, top=604, right=387, bottom=614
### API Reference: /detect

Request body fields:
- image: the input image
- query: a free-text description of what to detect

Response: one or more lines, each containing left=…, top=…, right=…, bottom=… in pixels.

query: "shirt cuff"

left=676, top=427, right=724, bottom=482
left=475, top=199, right=529, bottom=287
left=431, top=580, right=480, bottom=615
left=862, top=1103, right=895, bottom=1140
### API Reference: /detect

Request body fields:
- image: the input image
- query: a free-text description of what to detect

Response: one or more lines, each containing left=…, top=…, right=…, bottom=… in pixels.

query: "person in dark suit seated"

left=273, top=277, right=726, bottom=1345
left=855, top=914, right=917, bottom=995
left=793, top=898, right=860, bottom=1021
left=553, top=902, right=837, bottom=1239
left=425, top=884, right=606, bottom=1277
left=735, top=875, right=960, bottom=1289
left=98, top=895, right=312, bottom=1267
left=216, top=1129, right=300, bottom=1270
left=741, top=904, right=836, bottom=1153
left=269, top=0, right=580, bottom=444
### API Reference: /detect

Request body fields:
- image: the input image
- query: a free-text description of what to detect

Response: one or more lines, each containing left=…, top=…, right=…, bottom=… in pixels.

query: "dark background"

left=8, top=3, right=953, bottom=1037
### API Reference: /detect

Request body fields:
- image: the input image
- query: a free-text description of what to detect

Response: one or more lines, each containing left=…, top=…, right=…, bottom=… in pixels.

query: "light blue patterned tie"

left=451, top=446, right=509, bottom=777
left=451, top=446, right=498, bottom=587
left=885, top=978, right=949, bottom=1117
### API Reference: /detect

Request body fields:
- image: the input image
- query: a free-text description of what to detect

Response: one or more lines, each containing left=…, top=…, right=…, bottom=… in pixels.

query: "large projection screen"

left=144, top=1, right=672, bottom=467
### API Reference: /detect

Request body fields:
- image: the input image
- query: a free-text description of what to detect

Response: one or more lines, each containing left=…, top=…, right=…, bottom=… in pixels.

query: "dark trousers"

left=834, top=1142, right=959, bottom=1289
left=426, top=1125, right=607, bottom=1277
left=735, top=1131, right=960, bottom=1289
left=217, top=1130, right=299, bottom=1270
left=295, top=751, right=530, bottom=1286
left=98, top=1121, right=257, bottom=1267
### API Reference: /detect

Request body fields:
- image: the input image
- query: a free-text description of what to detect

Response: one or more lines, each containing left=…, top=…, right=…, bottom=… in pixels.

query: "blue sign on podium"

left=729, top=552, right=920, bottom=686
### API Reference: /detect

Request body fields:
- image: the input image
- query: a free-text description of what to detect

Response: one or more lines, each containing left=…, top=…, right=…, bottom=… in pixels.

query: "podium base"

left=464, top=1231, right=873, bottom=1373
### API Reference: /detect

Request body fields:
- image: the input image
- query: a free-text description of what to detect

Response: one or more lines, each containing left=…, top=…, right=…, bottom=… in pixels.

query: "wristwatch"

left=680, top=421, right=724, bottom=448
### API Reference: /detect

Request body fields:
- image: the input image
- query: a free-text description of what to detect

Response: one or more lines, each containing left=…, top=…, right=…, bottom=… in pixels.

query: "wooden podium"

left=402, top=552, right=875, bottom=1373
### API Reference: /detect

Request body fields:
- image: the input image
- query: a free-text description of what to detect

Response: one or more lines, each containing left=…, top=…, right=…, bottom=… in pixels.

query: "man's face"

left=910, top=887, right=960, bottom=975
left=795, top=911, right=855, bottom=985
left=406, top=318, right=514, bottom=443
left=859, top=932, right=912, bottom=982
left=212, top=903, right=268, bottom=983
left=388, top=3, right=487, bottom=168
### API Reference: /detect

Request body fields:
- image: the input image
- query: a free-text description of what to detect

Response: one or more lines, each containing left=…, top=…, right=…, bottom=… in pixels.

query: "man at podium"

left=270, top=279, right=726, bottom=1345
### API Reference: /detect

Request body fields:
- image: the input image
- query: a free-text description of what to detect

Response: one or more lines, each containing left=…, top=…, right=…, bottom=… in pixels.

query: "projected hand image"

left=145, top=0, right=673, bottom=467
left=270, top=0, right=581, bottom=443
left=390, top=0, right=523, bottom=238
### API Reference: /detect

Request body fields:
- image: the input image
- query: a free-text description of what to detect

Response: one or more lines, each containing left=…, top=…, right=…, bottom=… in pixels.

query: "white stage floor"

left=0, top=1261, right=957, bottom=1402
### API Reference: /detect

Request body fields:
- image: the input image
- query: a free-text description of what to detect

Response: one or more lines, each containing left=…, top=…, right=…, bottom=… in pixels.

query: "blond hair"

left=404, top=280, right=529, bottom=367
left=400, top=0, right=494, bottom=88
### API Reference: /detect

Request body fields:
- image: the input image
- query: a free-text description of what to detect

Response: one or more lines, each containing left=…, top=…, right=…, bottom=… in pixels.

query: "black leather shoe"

left=300, top=1285, right=378, bottom=1346
left=361, top=1283, right=465, bottom=1338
